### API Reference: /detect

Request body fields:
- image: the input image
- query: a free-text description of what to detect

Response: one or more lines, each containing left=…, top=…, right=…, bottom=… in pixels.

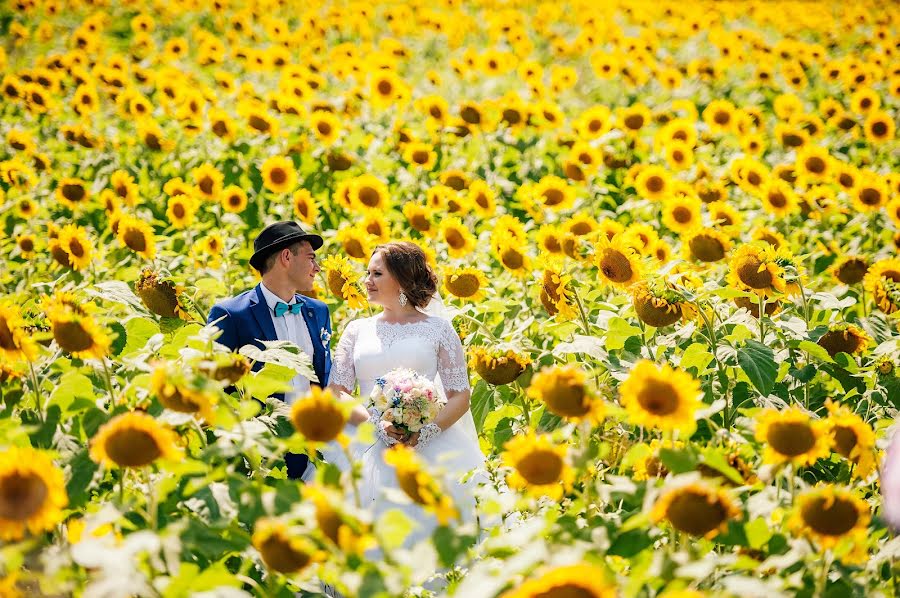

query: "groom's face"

left=288, top=241, right=320, bottom=293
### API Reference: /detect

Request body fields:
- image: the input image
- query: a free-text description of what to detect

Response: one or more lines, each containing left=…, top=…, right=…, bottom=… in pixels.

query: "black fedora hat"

left=249, top=221, right=323, bottom=271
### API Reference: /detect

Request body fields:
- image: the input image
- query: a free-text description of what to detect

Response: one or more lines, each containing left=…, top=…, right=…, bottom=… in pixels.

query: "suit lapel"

left=296, top=294, right=325, bottom=385
left=250, top=284, right=278, bottom=343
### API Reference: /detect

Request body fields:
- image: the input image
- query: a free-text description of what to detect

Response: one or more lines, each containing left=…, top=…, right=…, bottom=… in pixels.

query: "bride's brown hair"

left=373, top=242, right=438, bottom=309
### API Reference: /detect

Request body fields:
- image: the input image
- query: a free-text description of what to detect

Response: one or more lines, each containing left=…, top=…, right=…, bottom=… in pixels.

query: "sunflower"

left=534, top=225, right=563, bottom=256
left=349, top=174, right=389, bottom=213
left=470, top=346, right=529, bottom=386
left=439, top=169, right=469, bottom=191
left=494, top=231, right=531, bottom=277
left=0, top=303, right=37, bottom=363
left=402, top=202, right=434, bottom=236
left=166, top=193, right=199, bottom=229
left=864, top=110, right=895, bottom=143
left=55, top=177, right=90, bottom=210
left=259, top=155, right=296, bottom=194
left=539, top=266, right=578, bottom=320
left=755, top=179, right=798, bottom=219
left=439, top=216, right=476, bottom=258
left=795, top=146, right=832, bottom=183
left=594, top=235, right=642, bottom=288
left=309, top=110, right=340, bottom=146
left=816, top=324, right=870, bottom=359
left=383, top=445, right=458, bottom=524
left=286, top=188, right=318, bottom=225
left=651, top=482, right=740, bottom=539
left=468, top=180, right=496, bottom=217
left=56, top=224, right=93, bottom=270
left=245, top=107, right=279, bottom=137
left=322, top=254, right=367, bottom=309
left=662, top=195, right=702, bottom=234
left=695, top=180, right=727, bottom=204
left=864, top=258, right=900, bottom=314
left=0, top=447, right=68, bottom=541
left=631, top=279, right=692, bottom=328
left=291, top=387, right=349, bottom=444
left=619, top=360, right=701, bottom=433
left=252, top=518, right=323, bottom=575
left=755, top=407, right=830, bottom=467
left=304, top=484, right=372, bottom=554
left=504, top=564, right=617, bottom=598
left=532, top=175, right=576, bottom=211
left=789, top=485, right=869, bottom=553
left=135, top=269, right=187, bottom=319
left=527, top=364, right=604, bottom=422
left=402, top=141, right=437, bottom=170
left=15, top=197, right=38, bottom=219
left=15, top=233, right=36, bottom=258
left=191, top=162, right=223, bottom=201
left=116, top=214, right=157, bottom=260
left=683, top=227, right=731, bottom=263
left=42, top=291, right=110, bottom=358
left=208, top=108, right=236, bottom=141
left=137, top=118, right=174, bottom=151
left=618, top=102, right=652, bottom=135
left=850, top=87, right=880, bottom=114
left=502, top=432, right=575, bottom=501
left=831, top=256, right=869, bottom=286
left=664, top=140, right=695, bottom=170
left=727, top=243, right=797, bottom=298
left=334, top=226, right=372, bottom=263
left=852, top=174, right=889, bottom=213
left=824, top=402, right=876, bottom=478
left=443, top=266, right=489, bottom=301
left=634, top=165, right=672, bottom=202
left=576, top=105, right=612, bottom=138
left=151, top=363, right=217, bottom=421
left=90, top=411, right=183, bottom=468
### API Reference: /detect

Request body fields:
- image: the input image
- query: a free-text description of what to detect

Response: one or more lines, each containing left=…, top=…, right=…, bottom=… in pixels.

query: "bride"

left=326, top=241, right=486, bottom=545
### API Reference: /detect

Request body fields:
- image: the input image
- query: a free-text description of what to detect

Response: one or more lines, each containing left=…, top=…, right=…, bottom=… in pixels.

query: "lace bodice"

left=330, top=315, right=470, bottom=397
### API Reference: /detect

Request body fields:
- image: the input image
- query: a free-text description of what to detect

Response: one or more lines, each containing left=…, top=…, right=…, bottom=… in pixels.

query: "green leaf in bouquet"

left=737, top=340, right=776, bottom=396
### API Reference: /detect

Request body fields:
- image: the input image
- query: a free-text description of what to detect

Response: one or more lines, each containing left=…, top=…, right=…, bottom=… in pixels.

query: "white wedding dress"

left=329, top=315, right=486, bottom=546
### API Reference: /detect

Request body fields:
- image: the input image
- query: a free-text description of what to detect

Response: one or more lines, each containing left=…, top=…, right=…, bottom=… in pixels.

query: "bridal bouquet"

left=370, top=368, right=445, bottom=435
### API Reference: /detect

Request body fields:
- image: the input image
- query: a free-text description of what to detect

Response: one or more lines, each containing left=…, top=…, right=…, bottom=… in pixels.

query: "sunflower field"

left=1, top=0, right=899, bottom=596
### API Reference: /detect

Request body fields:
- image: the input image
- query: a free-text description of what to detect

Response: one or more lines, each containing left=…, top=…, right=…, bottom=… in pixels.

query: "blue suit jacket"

left=207, top=284, right=332, bottom=479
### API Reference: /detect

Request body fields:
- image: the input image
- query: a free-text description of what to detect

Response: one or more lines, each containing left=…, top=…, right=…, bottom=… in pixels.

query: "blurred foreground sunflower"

left=0, top=447, right=67, bottom=541
left=619, top=361, right=701, bottom=433
left=503, top=431, right=574, bottom=501
left=651, top=482, right=740, bottom=539
left=501, top=564, right=616, bottom=598
left=90, top=411, right=183, bottom=468
left=527, top=364, right=604, bottom=422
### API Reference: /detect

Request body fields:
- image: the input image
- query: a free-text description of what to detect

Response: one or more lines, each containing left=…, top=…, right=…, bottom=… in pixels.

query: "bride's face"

left=364, top=251, right=401, bottom=306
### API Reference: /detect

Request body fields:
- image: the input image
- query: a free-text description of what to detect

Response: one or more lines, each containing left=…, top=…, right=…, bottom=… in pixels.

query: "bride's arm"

left=327, top=320, right=372, bottom=427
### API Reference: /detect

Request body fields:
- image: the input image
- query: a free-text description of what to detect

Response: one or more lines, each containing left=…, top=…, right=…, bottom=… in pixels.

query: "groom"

left=207, top=221, right=332, bottom=481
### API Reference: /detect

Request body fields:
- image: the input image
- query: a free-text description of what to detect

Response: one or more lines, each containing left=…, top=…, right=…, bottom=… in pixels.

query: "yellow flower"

left=816, top=324, right=870, bottom=359
left=304, top=484, right=373, bottom=554
left=44, top=292, right=111, bottom=360
left=631, top=279, right=691, bottom=328
left=824, top=402, right=876, bottom=478
left=703, top=99, right=737, bottom=133
left=467, top=180, right=496, bottom=217
left=795, top=146, right=832, bottom=183
left=0, top=447, right=68, bottom=541
left=539, top=266, right=577, bottom=320
left=292, top=189, right=318, bottom=225
left=852, top=174, right=889, bottom=213
left=439, top=216, right=476, bottom=258
left=864, top=258, right=900, bottom=314
left=309, top=110, right=341, bottom=146
left=594, top=235, right=642, bottom=288
left=90, top=411, right=184, bottom=468
left=402, top=141, right=437, bottom=170
left=221, top=185, right=247, bottom=213
left=864, top=110, right=895, bottom=143
left=334, top=226, right=372, bottom=263
left=831, top=256, right=869, bottom=286
left=322, top=254, right=368, bottom=309
left=727, top=243, right=797, bottom=298
left=261, top=155, right=297, bottom=194
left=662, top=195, right=702, bottom=234
left=349, top=174, right=389, bottom=213
left=135, top=269, right=188, bottom=319
left=503, top=431, right=575, bottom=501
left=619, top=361, right=701, bottom=433
left=469, top=346, right=529, bottom=386
left=789, top=485, right=869, bottom=555
left=443, top=266, right=489, bottom=301
left=757, top=179, right=798, bottom=218
left=56, top=224, right=93, bottom=270
left=502, top=564, right=615, bottom=598
left=290, top=387, right=349, bottom=443
left=527, top=364, right=604, bottom=423
left=252, top=518, right=323, bottom=575
left=494, top=230, right=531, bottom=277
left=402, top=202, right=435, bottom=236
left=166, top=193, right=199, bottom=229
left=683, top=227, right=731, bottom=263
left=755, top=407, right=830, bottom=467
left=384, top=445, right=458, bottom=525
left=532, top=175, right=575, bottom=211
left=651, top=482, right=740, bottom=539
left=55, top=177, right=90, bottom=210
left=116, top=214, right=157, bottom=260
left=109, top=170, right=139, bottom=206
left=634, top=165, right=672, bottom=202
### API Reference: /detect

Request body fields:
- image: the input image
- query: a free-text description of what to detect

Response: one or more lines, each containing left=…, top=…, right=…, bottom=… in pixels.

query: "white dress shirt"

left=259, top=282, right=315, bottom=404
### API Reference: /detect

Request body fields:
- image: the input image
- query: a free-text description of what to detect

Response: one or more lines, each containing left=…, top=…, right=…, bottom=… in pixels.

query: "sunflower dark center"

left=0, top=318, right=15, bottom=350
left=689, top=235, right=725, bottom=262
left=645, top=176, right=664, bottom=193
left=767, top=421, right=816, bottom=456
left=636, top=379, right=680, bottom=415
left=542, top=188, right=565, bottom=206
left=501, top=248, right=524, bottom=270
left=447, top=273, right=480, bottom=297
left=62, top=183, right=86, bottom=202
left=672, top=206, right=692, bottom=223
left=249, top=115, right=270, bottom=132
left=461, top=106, right=482, bottom=125
left=624, top=114, right=644, bottom=130
left=104, top=428, right=163, bottom=467
left=599, top=249, right=634, bottom=282
left=665, top=489, right=727, bottom=536
left=805, top=157, right=826, bottom=174
left=445, top=229, right=465, bottom=249
left=801, top=496, right=859, bottom=536
left=0, top=471, right=48, bottom=520
left=860, top=187, right=881, bottom=206
left=516, top=450, right=564, bottom=486
left=871, top=121, right=888, bottom=137
left=259, top=535, right=312, bottom=574
left=358, top=186, right=379, bottom=207
left=124, top=228, right=148, bottom=252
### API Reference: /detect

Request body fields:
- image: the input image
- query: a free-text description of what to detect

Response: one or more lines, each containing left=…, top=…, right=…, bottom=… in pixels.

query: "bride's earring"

left=398, top=291, right=408, bottom=307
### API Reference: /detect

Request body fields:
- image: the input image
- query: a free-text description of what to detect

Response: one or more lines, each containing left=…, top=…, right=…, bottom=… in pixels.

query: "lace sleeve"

left=436, top=319, right=470, bottom=393
left=330, top=319, right=359, bottom=391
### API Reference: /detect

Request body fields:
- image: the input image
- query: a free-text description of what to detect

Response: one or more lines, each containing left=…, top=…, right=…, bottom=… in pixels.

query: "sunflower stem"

left=816, top=553, right=831, bottom=598
left=119, top=469, right=126, bottom=505
left=571, top=286, right=592, bottom=336
left=145, top=469, right=158, bottom=531
left=757, top=294, right=766, bottom=343
left=341, top=443, right=362, bottom=509
left=456, top=311, right=497, bottom=343
left=27, top=360, right=44, bottom=426
left=101, top=357, right=117, bottom=406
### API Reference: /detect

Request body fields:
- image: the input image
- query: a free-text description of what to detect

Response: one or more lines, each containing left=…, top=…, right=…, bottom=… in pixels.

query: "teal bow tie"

left=273, top=301, right=302, bottom=317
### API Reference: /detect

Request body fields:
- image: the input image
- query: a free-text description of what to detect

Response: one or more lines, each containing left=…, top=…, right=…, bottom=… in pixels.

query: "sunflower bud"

left=135, top=269, right=183, bottom=319
left=470, top=346, right=529, bottom=386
